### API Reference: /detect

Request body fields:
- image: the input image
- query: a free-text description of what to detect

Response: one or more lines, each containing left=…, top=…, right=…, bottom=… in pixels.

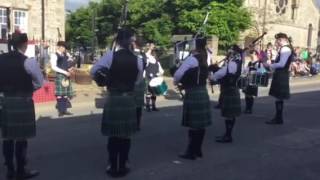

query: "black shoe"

left=63, top=111, right=73, bottom=116
left=152, top=107, right=159, bottom=111
left=6, top=169, right=15, bottom=179
left=16, top=169, right=39, bottom=180
left=106, top=166, right=118, bottom=178
left=117, top=167, right=130, bottom=177
left=178, top=153, right=196, bottom=160
left=58, top=112, right=64, bottom=117
left=195, top=152, right=203, bottom=158
left=215, top=135, right=233, bottom=143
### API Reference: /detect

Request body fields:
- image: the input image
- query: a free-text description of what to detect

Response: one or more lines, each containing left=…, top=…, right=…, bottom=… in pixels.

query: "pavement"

left=0, top=76, right=320, bottom=180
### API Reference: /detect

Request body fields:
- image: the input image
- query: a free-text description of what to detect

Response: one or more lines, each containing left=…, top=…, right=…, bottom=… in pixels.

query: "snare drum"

left=149, top=77, right=168, bottom=95
left=248, top=73, right=269, bottom=87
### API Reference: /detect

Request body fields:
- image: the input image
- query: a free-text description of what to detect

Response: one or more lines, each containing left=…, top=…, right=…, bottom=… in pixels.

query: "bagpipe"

left=93, top=0, right=129, bottom=87
left=169, top=10, right=211, bottom=97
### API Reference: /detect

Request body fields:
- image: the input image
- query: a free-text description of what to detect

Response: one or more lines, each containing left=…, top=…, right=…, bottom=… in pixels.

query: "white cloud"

left=66, top=0, right=90, bottom=11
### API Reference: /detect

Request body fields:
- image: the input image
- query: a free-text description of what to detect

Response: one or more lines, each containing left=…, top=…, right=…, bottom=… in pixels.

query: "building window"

left=14, top=10, right=27, bottom=33
left=0, top=8, right=8, bottom=39
left=274, top=0, right=288, bottom=15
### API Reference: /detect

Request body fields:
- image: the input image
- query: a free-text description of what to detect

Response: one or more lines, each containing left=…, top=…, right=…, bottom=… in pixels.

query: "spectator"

left=310, top=59, right=320, bottom=75
left=265, top=42, right=277, bottom=64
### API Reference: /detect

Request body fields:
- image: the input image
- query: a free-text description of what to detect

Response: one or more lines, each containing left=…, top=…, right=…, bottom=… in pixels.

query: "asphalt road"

left=1, top=84, right=320, bottom=180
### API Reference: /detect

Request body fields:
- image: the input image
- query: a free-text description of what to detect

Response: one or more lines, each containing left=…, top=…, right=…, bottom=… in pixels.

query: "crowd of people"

left=290, top=47, right=320, bottom=77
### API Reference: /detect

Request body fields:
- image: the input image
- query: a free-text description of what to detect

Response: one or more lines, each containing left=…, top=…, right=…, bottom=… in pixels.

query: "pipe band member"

left=210, top=45, right=242, bottom=143
left=243, top=47, right=267, bottom=114
left=263, top=33, right=294, bottom=125
left=145, top=43, right=164, bottom=111
left=174, top=38, right=212, bottom=160
left=50, top=41, right=75, bottom=117
left=133, top=39, right=147, bottom=131
left=0, top=31, right=43, bottom=179
left=91, top=28, right=143, bottom=177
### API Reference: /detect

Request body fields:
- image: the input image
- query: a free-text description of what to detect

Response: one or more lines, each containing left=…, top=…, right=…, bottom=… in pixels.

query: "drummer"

left=209, top=45, right=242, bottom=143
left=145, top=42, right=164, bottom=112
left=243, top=44, right=267, bottom=114
left=174, top=37, right=212, bottom=160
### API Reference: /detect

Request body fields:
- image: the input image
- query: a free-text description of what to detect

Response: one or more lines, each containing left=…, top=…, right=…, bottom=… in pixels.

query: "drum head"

left=149, top=77, right=164, bottom=87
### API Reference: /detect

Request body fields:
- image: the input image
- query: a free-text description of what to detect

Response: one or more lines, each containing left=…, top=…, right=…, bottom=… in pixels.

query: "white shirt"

left=173, top=55, right=199, bottom=85
left=50, top=52, right=71, bottom=76
left=270, top=46, right=292, bottom=70
left=91, top=50, right=144, bottom=84
left=210, top=61, right=238, bottom=81
left=145, top=52, right=164, bottom=75
left=17, top=50, right=44, bottom=91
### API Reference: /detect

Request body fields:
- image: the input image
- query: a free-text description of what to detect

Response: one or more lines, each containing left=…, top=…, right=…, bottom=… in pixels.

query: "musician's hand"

left=65, top=72, right=71, bottom=77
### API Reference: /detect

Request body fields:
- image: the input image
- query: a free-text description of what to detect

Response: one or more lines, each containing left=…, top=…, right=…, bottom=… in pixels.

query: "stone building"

left=243, top=0, right=320, bottom=50
left=0, top=0, right=65, bottom=44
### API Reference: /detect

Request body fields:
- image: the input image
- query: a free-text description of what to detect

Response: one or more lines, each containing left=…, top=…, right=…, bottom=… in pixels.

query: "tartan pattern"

left=55, top=74, right=74, bottom=97
left=101, top=92, right=138, bottom=137
left=1, top=97, right=36, bottom=139
left=243, top=85, right=258, bottom=97
left=269, top=70, right=290, bottom=100
left=221, top=87, right=241, bottom=118
left=182, top=87, right=212, bottom=129
left=134, top=80, right=146, bottom=107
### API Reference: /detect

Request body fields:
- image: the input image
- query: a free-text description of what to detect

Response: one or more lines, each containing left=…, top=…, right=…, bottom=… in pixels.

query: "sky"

left=66, top=0, right=91, bottom=11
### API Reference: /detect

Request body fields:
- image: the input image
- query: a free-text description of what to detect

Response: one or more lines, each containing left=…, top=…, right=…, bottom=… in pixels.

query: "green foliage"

left=66, top=0, right=251, bottom=50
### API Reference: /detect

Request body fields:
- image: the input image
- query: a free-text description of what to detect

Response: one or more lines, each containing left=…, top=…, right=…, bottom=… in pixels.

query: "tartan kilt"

left=269, top=70, right=290, bottom=100
left=242, top=85, right=258, bottom=97
left=221, top=87, right=241, bottom=118
left=1, top=97, right=36, bottom=139
left=134, top=80, right=146, bottom=107
left=182, top=87, right=212, bottom=129
left=101, top=92, right=138, bottom=137
left=55, top=73, right=74, bottom=97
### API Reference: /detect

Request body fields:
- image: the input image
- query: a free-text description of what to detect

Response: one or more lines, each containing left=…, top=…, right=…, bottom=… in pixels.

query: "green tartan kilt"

left=101, top=92, right=138, bottom=137
left=55, top=73, right=74, bottom=97
left=269, top=70, right=290, bottom=100
left=221, top=87, right=241, bottom=118
left=1, top=97, right=36, bottom=139
left=134, top=80, right=146, bottom=107
left=182, top=87, right=212, bottom=129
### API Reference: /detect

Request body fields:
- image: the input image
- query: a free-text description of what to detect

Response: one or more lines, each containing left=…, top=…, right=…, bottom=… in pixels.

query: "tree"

left=66, top=0, right=252, bottom=50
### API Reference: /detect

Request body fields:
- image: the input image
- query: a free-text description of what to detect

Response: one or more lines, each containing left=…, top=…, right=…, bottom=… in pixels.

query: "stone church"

left=0, top=0, right=65, bottom=43
left=243, top=0, right=320, bottom=50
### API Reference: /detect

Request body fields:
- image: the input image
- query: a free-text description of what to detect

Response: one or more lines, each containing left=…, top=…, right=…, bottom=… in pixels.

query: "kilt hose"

left=1, top=97, right=36, bottom=139
left=182, top=87, right=212, bottom=129
left=269, top=70, right=290, bottom=100
left=55, top=73, right=74, bottom=98
left=102, top=92, right=138, bottom=137
left=221, top=87, right=241, bottom=118
left=134, top=80, right=146, bottom=108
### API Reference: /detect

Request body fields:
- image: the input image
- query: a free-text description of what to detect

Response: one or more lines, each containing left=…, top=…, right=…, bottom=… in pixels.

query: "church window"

left=274, top=0, right=288, bottom=15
